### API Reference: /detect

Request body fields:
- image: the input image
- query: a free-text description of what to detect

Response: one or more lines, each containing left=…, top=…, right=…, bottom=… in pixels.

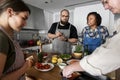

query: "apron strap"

left=69, top=24, right=71, bottom=30
left=56, top=22, right=59, bottom=30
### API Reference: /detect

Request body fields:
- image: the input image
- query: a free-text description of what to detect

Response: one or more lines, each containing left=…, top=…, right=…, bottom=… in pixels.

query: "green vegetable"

left=38, top=52, right=43, bottom=62
left=60, top=54, right=71, bottom=60
left=74, top=45, right=82, bottom=53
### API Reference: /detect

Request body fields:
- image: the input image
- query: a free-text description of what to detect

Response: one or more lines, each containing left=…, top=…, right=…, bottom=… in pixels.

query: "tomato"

left=35, top=62, right=43, bottom=69
left=43, top=53, right=48, bottom=56
left=35, top=62, right=51, bottom=69
left=44, top=64, right=50, bottom=69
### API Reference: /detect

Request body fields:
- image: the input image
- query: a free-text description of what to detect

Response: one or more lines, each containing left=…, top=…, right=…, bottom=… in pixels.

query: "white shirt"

left=80, top=19, right=120, bottom=75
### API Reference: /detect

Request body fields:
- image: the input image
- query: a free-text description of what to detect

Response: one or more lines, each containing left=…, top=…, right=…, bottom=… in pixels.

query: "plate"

left=66, top=59, right=79, bottom=65
left=34, top=63, right=54, bottom=72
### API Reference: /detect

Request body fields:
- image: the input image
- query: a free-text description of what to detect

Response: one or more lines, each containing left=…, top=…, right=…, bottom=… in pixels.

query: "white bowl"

left=57, top=63, right=66, bottom=69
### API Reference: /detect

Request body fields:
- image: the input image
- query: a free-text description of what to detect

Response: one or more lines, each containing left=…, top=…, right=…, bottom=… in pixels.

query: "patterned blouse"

left=79, top=26, right=109, bottom=44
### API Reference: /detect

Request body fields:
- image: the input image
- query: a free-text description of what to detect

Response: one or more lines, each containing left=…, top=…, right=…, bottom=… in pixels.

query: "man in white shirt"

left=63, top=0, right=120, bottom=78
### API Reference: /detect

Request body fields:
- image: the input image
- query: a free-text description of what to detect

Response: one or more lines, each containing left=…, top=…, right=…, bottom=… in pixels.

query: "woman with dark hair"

left=0, top=0, right=34, bottom=80
left=63, top=0, right=120, bottom=79
left=80, top=12, right=109, bottom=54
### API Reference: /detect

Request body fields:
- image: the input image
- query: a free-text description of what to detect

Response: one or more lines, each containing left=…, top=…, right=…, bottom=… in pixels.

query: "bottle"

left=84, top=45, right=89, bottom=56
left=38, top=52, right=43, bottom=63
left=37, top=44, right=43, bottom=63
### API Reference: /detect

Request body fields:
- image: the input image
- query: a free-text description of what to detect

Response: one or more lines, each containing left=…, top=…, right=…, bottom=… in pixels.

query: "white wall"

left=44, top=10, right=54, bottom=30
left=73, top=3, right=114, bottom=35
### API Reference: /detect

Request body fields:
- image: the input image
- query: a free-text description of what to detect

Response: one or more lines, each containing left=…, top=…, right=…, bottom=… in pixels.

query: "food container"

left=72, top=52, right=82, bottom=59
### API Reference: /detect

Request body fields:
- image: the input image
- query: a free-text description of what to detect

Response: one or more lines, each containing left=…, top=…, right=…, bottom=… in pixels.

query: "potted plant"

left=74, top=45, right=82, bottom=53
left=73, top=44, right=83, bottom=59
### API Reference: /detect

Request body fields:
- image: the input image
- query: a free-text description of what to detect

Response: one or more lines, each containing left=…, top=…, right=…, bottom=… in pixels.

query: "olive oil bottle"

left=38, top=52, right=43, bottom=63
left=38, top=44, right=43, bottom=63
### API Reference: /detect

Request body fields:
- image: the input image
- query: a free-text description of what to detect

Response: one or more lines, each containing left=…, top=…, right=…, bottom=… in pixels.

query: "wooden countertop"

left=25, top=52, right=81, bottom=80
left=26, top=65, right=62, bottom=80
left=25, top=52, right=62, bottom=80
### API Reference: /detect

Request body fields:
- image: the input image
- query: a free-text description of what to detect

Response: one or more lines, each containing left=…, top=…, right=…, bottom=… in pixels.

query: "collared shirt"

left=80, top=26, right=109, bottom=43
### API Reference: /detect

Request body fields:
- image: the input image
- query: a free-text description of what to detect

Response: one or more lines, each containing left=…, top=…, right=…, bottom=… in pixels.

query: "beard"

left=60, top=20, right=68, bottom=25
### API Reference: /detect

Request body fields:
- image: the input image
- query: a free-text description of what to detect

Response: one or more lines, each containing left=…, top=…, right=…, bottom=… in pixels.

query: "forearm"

left=1, top=59, right=33, bottom=80
left=1, top=65, right=26, bottom=80
left=80, top=45, right=120, bottom=75
left=47, top=33, right=58, bottom=39
left=68, top=38, right=78, bottom=43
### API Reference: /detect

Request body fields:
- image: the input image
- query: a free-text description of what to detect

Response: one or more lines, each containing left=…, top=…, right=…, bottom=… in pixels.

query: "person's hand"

left=62, top=62, right=83, bottom=78
left=55, top=31, right=63, bottom=37
left=62, top=65, right=74, bottom=78
left=23, top=56, right=34, bottom=71
left=58, top=35, right=67, bottom=41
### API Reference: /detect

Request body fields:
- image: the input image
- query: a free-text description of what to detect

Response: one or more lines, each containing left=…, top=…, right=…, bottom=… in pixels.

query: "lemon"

left=37, top=40, right=41, bottom=46
left=52, top=57, right=57, bottom=60
left=57, top=58, right=63, bottom=63
left=51, top=55, right=58, bottom=64
left=52, top=59, right=57, bottom=64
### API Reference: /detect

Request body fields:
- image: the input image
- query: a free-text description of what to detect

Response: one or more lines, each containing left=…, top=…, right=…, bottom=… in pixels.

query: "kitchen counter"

left=22, top=43, right=77, bottom=53
left=26, top=65, right=61, bottom=80
left=26, top=66, right=103, bottom=80
left=25, top=52, right=111, bottom=80
left=22, top=43, right=53, bottom=53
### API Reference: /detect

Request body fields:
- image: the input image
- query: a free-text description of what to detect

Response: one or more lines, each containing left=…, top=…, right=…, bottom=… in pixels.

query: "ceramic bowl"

left=73, top=52, right=82, bottom=59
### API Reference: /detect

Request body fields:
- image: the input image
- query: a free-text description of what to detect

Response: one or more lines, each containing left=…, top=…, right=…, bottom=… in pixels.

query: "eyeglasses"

left=102, top=0, right=109, bottom=5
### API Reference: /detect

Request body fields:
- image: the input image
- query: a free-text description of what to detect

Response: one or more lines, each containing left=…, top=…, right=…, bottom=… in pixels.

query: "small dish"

left=34, top=63, right=54, bottom=72
left=57, top=63, right=67, bottom=69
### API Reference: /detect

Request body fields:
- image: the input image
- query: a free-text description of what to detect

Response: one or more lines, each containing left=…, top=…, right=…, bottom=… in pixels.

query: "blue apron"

left=83, top=27, right=103, bottom=54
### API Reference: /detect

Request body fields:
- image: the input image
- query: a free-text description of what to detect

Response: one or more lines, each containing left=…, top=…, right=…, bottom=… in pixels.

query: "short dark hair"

left=87, top=12, right=102, bottom=26
left=60, top=9, right=69, bottom=15
left=0, top=0, right=31, bottom=15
